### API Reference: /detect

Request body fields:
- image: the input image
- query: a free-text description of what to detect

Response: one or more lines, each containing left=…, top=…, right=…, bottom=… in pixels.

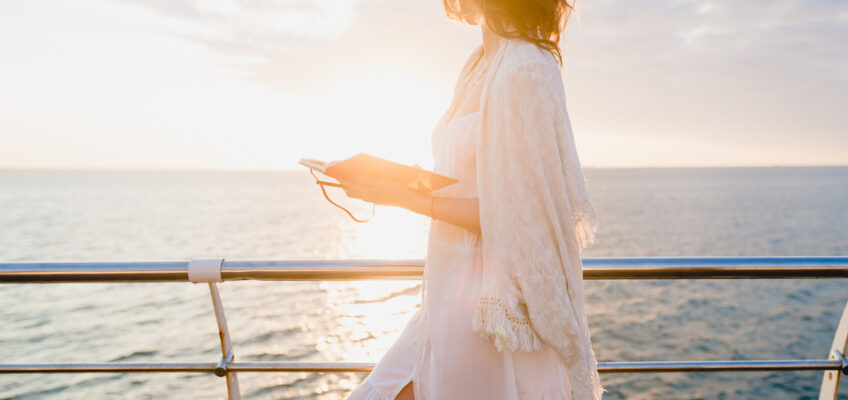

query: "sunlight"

left=320, top=280, right=421, bottom=362
left=303, top=69, right=444, bottom=169
left=350, top=205, right=431, bottom=259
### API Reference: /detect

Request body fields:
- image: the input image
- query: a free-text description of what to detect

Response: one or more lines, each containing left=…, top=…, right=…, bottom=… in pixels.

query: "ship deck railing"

left=2, top=256, right=847, bottom=399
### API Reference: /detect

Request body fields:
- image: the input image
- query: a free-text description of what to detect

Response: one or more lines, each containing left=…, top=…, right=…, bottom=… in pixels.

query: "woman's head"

left=443, top=0, right=576, bottom=65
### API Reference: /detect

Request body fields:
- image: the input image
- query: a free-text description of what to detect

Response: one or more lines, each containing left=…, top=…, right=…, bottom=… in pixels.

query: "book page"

left=298, top=158, right=328, bottom=173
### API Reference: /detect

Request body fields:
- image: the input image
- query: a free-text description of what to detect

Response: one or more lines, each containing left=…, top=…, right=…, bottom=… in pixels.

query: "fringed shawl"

left=470, top=38, right=606, bottom=399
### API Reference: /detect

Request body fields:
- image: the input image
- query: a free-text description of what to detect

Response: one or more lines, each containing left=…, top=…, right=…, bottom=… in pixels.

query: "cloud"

left=112, top=0, right=468, bottom=93
left=109, top=0, right=847, bottom=161
left=117, top=0, right=358, bottom=37
left=562, top=0, right=847, bottom=147
left=2, top=0, right=843, bottom=168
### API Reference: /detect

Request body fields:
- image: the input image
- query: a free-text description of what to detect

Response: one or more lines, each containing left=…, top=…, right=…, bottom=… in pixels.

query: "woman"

left=339, top=0, right=605, bottom=399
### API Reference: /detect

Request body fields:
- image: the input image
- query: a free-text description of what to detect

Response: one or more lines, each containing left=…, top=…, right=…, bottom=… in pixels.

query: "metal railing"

left=2, top=256, right=847, bottom=399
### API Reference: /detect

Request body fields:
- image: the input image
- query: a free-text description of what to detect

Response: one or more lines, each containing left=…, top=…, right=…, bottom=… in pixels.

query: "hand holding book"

left=299, top=153, right=457, bottom=193
left=336, top=174, right=418, bottom=207
left=299, top=153, right=458, bottom=222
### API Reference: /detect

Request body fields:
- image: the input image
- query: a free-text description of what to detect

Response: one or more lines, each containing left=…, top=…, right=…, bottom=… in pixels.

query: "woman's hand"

left=337, top=172, right=481, bottom=234
left=337, top=175, right=417, bottom=208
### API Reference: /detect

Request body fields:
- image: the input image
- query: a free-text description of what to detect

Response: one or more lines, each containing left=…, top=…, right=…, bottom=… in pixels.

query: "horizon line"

left=1, top=164, right=847, bottom=172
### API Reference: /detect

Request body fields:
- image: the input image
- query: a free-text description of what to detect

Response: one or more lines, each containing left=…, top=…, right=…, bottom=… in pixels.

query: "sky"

left=0, top=0, right=845, bottom=170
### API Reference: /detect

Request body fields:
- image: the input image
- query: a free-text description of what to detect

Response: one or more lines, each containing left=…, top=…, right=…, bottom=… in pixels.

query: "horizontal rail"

left=1, top=256, right=847, bottom=283
left=0, top=363, right=219, bottom=373
left=1, top=359, right=843, bottom=374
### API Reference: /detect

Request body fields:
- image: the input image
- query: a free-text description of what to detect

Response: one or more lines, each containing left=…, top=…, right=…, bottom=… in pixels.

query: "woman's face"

left=457, top=0, right=483, bottom=25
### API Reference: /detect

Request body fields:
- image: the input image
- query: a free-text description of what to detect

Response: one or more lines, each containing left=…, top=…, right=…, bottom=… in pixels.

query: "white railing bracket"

left=188, top=258, right=224, bottom=283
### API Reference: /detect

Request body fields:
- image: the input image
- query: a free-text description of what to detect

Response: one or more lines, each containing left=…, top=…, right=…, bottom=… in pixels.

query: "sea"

left=0, top=166, right=846, bottom=400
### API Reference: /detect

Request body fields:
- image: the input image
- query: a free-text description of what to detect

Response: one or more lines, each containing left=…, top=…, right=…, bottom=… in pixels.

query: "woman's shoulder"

left=483, top=38, right=568, bottom=113
left=488, top=38, right=563, bottom=96
left=499, top=38, right=561, bottom=78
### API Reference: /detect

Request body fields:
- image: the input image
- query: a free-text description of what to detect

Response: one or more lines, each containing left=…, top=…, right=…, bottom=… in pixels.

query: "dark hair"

left=443, top=0, right=577, bottom=65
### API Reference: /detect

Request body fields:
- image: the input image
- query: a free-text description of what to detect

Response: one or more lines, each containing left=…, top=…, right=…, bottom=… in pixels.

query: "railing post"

left=189, top=258, right=241, bottom=400
left=819, top=299, right=848, bottom=399
left=209, top=282, right=241, bottom=400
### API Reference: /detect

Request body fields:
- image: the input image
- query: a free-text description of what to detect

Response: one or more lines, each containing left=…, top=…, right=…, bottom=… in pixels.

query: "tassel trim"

left=586, top=339, right=608, bottom=400
left=472, top=296, right=541, bottom=352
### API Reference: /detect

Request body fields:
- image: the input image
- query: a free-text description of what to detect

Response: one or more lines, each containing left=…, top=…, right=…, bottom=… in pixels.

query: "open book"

left=299, top=153, right=458, bottom=193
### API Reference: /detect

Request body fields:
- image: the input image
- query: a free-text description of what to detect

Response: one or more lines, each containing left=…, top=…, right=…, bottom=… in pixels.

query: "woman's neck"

left=480, top=21, right=505, bottom=63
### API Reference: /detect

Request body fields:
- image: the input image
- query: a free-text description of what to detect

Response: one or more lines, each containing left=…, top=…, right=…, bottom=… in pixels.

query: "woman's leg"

left=395, top=380, right=414, bottom=400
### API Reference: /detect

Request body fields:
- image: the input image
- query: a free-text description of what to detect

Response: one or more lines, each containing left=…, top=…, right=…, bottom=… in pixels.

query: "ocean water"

left=0, top=166, right=846, bottom=400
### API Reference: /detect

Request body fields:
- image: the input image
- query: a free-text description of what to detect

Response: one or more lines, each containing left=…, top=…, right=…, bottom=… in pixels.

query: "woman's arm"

left=336, top=175, right=481, bottom=235
left=405, top=193, right=481, bottom=235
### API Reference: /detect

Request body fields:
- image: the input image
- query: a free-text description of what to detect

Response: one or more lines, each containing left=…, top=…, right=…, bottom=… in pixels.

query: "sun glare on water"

left=317, top=203, right=430, bottom=362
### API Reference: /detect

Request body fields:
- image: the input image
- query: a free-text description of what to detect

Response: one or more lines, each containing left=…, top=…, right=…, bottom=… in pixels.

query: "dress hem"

left=348, top=382, right=572, bottom=400
left=347, top=380, right=405, bottom=400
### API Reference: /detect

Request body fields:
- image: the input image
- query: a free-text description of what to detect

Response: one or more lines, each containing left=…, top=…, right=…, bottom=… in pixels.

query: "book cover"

left=299, top=153, right=458, bottom=193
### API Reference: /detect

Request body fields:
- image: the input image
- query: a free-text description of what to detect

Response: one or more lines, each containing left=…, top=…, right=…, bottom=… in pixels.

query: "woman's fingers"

left=345, top=189, right=364, bottom=201
left=341, top=183, right=360, bottom=199
left=338, top=176, right=401, bottom=204
left=339, top=178, right=367, bottom=201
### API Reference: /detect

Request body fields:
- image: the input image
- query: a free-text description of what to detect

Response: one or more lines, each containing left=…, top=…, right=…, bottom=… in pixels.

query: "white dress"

left=348, top=51, right=573, bottom=399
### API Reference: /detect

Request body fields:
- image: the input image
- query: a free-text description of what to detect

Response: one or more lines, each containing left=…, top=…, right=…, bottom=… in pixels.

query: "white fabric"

left=471, top=38, right=605, bottom=400
left=349, top=93, right=572, bottom=400
left=349, top=37, right=603, bottom=399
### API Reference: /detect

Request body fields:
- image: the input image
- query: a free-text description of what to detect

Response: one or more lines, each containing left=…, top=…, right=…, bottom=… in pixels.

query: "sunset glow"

left=1, top=0, right=845, bottom=170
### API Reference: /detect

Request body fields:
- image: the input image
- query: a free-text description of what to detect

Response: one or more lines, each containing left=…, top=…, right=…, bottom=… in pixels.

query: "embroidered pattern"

left=472, top=295, right=540, bottom=353
left=477, top=296, right=531, bottom=325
